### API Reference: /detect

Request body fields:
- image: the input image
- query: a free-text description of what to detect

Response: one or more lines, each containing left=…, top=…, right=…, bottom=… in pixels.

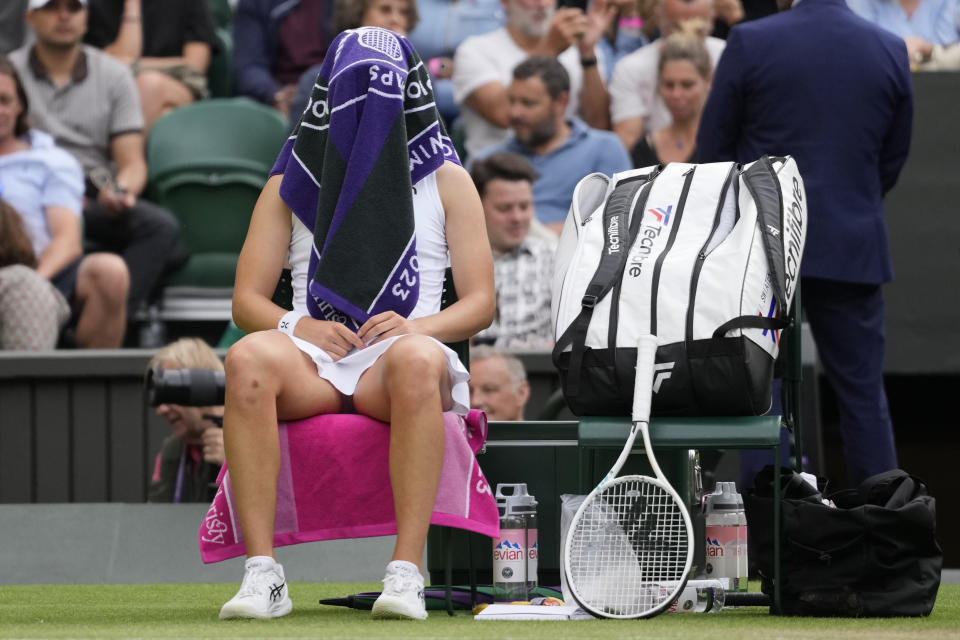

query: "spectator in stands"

left=290, top=0, right=420, bottom=129
left=597, top=0, right=653, bottom=78
left=408, top=0, right=506, bottom=124
left=468, top=345, right=530, bottom=421
left=471, top=151, right=555, bottom=349
left=147, top=337, right=225, bottom=503
left=0, top=199, right=70, bottom=350
left=83, top=0, right=220, bottom=132
left=11, top=0, right=188, bottom=332
left=609, top=0, right=726, bottom=152
left=629, top=19, right=710, bottom=167
left=452, top=0, right=617, bottom=159
left=476, top=56, right=631, bottom=233
left=697, top=0, right=912, bottom=486
left=846, top=0, right=960, bottom=68
left=0, top=57, right=129, bottom=348
left=0, top=0, right=30, bottom=55
left=234, top=0, right=333, bottom=118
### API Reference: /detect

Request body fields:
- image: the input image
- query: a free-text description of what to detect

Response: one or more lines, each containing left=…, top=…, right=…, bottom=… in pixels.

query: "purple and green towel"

left=271, top=27, right=460, bottom=329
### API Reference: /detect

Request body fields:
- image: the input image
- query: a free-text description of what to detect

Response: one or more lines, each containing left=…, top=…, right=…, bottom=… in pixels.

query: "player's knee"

left=383, top=336, right=445, bottom=392
left=224, top=332, right=287, bottom=394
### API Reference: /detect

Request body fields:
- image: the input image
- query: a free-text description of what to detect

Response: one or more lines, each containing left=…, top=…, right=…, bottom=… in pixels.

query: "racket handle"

left=632, top=335, right=658, bottom=423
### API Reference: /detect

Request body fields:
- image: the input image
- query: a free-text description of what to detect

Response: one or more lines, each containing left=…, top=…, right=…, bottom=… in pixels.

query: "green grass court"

left=1, top=583, right=958, bottom=639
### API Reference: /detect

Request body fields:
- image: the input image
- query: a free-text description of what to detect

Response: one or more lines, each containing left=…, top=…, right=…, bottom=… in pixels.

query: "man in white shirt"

left=608, top=0, right=726, bottom=151
left=453, top=0, right=614, bottom=159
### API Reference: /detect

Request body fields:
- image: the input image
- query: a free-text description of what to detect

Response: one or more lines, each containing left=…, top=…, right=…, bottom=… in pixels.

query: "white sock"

left=245, top=555, right=278, bottom=572
left=387, top=560, right=420, bottom=575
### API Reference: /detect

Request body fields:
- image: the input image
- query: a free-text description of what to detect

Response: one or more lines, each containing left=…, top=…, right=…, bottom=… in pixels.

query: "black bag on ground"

left=745, top=467, right=942, bottom=617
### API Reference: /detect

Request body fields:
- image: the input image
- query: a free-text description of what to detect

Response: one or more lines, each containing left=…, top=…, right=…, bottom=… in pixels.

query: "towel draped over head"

left=270, top=27, right=461, bottom=329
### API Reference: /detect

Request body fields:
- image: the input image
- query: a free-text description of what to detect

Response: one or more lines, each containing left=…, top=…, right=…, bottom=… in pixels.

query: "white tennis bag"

left=551, top=157, right=807, bottom=416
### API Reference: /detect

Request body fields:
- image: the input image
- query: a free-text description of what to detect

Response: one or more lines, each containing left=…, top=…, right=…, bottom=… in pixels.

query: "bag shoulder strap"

left=553, top=176, right=655, bottom=396
left=741, top=156, right=789, bottom=317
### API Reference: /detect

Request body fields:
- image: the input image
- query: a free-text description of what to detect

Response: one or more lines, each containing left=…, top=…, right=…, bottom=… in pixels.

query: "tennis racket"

left=563, top=334, right=694, bottom=619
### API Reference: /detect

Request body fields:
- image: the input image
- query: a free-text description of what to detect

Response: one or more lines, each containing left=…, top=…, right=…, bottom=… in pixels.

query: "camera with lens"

left=146, top=366, right=225, bottom=407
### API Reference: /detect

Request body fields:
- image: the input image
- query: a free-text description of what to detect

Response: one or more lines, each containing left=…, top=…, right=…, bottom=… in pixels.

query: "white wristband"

left=277, top=310, right=306, bottom=337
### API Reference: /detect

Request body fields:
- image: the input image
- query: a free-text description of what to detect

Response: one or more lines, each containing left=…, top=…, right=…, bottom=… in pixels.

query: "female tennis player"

left=218, top=28, right=494, bottom=620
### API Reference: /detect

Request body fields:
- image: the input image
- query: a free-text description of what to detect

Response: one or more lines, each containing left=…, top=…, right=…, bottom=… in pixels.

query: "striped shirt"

left=8, top=45, right=143, bottom=179
left=475, top=233, right=556, bottom=350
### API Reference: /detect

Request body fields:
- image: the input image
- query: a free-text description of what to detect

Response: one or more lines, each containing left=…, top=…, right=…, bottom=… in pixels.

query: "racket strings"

left=568, top=478, right=689, bottom=617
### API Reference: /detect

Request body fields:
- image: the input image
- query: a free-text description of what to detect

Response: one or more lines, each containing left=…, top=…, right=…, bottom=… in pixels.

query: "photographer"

left=146, top=338, right=224, bottom=503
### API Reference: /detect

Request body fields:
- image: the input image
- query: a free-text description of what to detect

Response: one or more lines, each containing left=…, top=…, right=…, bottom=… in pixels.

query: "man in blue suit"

left=697, top=0, right=913, bottom=486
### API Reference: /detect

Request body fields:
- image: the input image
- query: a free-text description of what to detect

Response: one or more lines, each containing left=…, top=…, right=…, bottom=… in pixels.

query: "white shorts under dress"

left=281, top=172, right=470, bottom=414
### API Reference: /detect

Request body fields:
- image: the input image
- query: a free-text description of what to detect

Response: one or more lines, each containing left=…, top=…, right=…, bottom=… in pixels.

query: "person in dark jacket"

left=697, top=0, right=913, bottom=487
left=233, top=0, right=333, bottom=117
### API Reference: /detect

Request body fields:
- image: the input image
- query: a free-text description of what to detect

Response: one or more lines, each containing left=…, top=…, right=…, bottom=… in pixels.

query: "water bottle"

left=665, top=579, right=727, bottom=614
left=493, top=483, right=538, bottom=601
left=703, top=481, right=748, bottom=592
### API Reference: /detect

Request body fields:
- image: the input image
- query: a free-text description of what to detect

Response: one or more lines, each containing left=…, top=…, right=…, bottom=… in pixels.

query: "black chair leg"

left=468, top=532, right=477, bottom=609
left=443, top=527, right=454, bottom=616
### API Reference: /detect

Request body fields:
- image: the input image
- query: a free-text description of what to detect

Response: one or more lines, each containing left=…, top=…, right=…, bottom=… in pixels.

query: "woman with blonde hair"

left=630, top=19, right=712, bottom=167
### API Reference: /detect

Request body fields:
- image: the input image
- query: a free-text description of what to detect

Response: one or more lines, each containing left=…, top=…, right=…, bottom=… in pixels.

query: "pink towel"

left=199, top=409, right=499, bottom=563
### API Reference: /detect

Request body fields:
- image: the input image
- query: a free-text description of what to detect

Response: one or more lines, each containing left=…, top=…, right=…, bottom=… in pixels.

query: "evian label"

left=704, top=525, right=748, bottom=591
left=492, top=528, right=538, bottom=584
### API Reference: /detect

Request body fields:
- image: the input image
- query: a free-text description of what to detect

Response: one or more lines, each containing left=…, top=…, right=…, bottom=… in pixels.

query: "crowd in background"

left=0, top=0, right=956, bottom=355
left=0, top=0, right=944, bottom=503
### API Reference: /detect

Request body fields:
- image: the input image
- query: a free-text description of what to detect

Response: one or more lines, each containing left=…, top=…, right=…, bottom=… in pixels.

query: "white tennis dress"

left=283, top=171, right=470, bottom=414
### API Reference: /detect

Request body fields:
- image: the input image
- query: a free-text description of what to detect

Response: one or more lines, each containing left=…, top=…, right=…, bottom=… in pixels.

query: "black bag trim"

left=742, top=156, right=788, bottom=317
left=650, top=166, right=695, bottom=335
left=711, top=314, right=790, bottom=340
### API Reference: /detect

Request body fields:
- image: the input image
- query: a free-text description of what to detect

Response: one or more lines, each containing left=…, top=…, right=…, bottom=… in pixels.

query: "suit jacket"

left=697, top=0, right=913, bottom=284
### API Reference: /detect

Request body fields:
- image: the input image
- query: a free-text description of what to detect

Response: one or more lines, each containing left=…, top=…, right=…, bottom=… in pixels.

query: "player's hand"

left=201, top=427, right=225, bottom=465
left=357, top=311, right=420, bottom=346
left=295, top=318, right=366, bottom=360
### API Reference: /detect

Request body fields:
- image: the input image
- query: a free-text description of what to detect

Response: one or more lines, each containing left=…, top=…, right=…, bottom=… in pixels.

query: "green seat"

left=575, top=290, right=805, bottom=615
left=146, top=99, right=287, bottom=318
left=207, top=27, right=234, bottom=99
left=147, top=98, right=286, bottom=184
left=206, top=0, right=232, bottom=29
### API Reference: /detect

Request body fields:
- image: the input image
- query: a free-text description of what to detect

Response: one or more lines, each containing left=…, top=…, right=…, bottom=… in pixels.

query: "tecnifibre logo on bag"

left=606, top=215, right=622, bottom=255
left=649, top=205, right=672, bottom=225
left=627, top=205, right=672, bottom=277
left=652, top=362, right=675, bottom=393
left=784, top=177, right=805, bottom=301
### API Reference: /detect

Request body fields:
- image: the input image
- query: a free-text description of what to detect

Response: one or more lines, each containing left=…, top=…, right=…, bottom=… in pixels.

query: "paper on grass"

left=474, top=604, right=594, bottom=620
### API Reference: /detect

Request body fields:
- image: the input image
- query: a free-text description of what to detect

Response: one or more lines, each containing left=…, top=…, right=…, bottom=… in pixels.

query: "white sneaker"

left=371, top=560, right=428, bottom=620
left=219, top=556, right=293, bottom=619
